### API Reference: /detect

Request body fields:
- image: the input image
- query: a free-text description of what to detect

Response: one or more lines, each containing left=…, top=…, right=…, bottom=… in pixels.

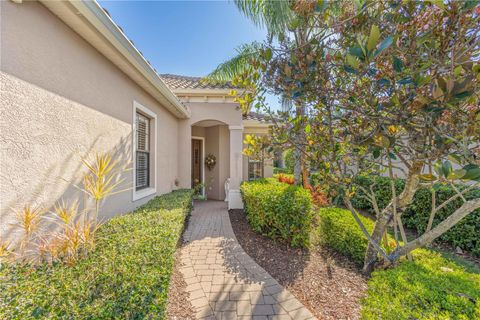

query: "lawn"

left=0, top=189, right=193, bottom=319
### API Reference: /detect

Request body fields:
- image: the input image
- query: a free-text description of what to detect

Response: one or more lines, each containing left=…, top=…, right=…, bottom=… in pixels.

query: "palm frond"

left=234, top=0, right=293, bottom=36
left=206, top=42, right=263, bottom=82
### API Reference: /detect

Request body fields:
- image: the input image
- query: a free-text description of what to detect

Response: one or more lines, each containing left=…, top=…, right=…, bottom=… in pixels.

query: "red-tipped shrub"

left=277, top=173, right=295, bottom=185
left=307, top=185, right=329, bottom=207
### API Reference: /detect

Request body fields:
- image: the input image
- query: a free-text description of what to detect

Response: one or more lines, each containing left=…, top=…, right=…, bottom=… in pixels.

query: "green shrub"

left=284, top=149, right=295, bottom=174
left=241, top=179, right=313, bottom=247
left=351, top=175, right=405, bottom=212
left=309, top=172, right=321, bottom=186
left=0, top=189, right=193, bottom=319
left=404, top=186, right=480, bottom=256
left=351, top=175, right=480, bottom=256
left=316, top=207, right=374, bottom=264
left=273, top=167, right=291, bottom=175
left=362, top=249, right=480, bottom=320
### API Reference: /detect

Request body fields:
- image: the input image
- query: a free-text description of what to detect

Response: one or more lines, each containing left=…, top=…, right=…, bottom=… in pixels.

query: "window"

left=132, top=101, right=156, bottom=201
left=135, top=112, right=150, bottom=190
left=248, top=158, right=264, bottom=180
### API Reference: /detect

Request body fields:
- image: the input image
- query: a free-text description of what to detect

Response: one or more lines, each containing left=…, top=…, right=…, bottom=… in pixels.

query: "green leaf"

left=447, top=169, right=466, bottom=180
left=344, top=65, right=358, bottom=74
left=388, top=152, right=397, bottom=160
left=372, top=147, right=381, bottom=159
left=431, top=0, right=445, bottom=9
left=447, top=154, right=462, bottom=165
left=264, top=48, right=272, bottom=60
left=305, top=124, right=311, bottom=134
left=393, top=57, right=403, bottom=72
left=349, top=46, right=364, bottom=59
left=346, top=54, right=359, bottom=69
left=433, top=161, right=443, bottom=177
left=454, top=66, right=463, bottom=76
left=367, top=25, right=381, bottom=52
left=442, top=160, right=453, bottom=178
left=462, top=165, right=480, bottom=181
left=373, top=36, right=393, bottom=57
left=419, top=174, right=437, bottom=182
left=288, top=17, right=300, bottom=30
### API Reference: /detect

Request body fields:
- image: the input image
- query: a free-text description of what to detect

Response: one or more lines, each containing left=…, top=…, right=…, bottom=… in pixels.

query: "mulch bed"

left=166, top=225, right=196, bottom=320
left=166, top=248, right=195, bottom=320
left=229, top=209, right=368, bottom=320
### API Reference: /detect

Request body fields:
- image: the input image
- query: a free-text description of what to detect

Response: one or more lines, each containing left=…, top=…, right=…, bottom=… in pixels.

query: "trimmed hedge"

left=315, top=207, right=480, bottom=319
left=273, top=167, right=291, bottom=175
left=362, top=249, right=480, bottom=320
left=0, top=189, right=193, bottom=319
left=351, top=175, right=480, bottom=256
left=240, top=178, right=313, bottom=247
left=316, top=207, right=374, bottom=264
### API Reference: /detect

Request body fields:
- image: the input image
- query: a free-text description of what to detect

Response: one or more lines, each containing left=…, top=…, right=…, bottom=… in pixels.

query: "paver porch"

left=179, top=200, right=316, bottom=320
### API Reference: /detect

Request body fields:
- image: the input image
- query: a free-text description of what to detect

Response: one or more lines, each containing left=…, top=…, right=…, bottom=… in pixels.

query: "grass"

left=0, top=189, right=193, bottom=319
left=362, top=249, right=480, bottom=320
left=312, top=206, right=480, bottom=320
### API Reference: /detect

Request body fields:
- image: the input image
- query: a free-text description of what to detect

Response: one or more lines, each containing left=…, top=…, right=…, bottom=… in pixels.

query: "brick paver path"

left=179, top=201, right=316, bottom=320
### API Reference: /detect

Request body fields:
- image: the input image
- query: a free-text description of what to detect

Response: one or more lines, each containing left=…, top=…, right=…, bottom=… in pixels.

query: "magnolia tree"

left=331, top=0, right=480, bottom=272
left=218, top=0, right=480, bottom=273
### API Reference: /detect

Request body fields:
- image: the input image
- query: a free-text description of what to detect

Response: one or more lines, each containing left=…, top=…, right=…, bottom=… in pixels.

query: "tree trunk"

left=362, top=213, right=390, bottom=274
left=294, top=146, right=303, bottom=186
left=294, top=104, right=306, bottom=186
left=390, top=198, right=480, bottom=259
left=362, top=161, right=423, bottom=274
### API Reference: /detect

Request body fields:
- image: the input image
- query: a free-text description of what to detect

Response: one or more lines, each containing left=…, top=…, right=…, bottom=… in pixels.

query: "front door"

left=191, top=139, right=202, bottom=190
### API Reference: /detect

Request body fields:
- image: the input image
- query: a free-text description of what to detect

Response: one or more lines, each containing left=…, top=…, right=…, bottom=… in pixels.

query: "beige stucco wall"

left=0, top=0, right=181, bottom=244
left=190, top=124, right=230, bottom=200
left=179, top=102, right=241, bottom=200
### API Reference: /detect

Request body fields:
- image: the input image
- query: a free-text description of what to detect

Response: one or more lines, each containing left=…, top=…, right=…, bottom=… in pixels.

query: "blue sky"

left=99, top=0, right=279, bottom=109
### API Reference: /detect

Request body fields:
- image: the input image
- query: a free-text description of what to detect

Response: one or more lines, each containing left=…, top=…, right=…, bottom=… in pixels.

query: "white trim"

left=132, top=101, right=157, bottom=201
left=191, top=136, right=205, bottom=197
left=172, top=88, right=246, bottom=96
left=228, top=190, right=244, bottom=209
left=229, top=125, right=244, bottom=131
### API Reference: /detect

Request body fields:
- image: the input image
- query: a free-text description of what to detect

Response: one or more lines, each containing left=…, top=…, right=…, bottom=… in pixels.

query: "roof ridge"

left=159, top=73, right=238, bottom=90
left=160, top=73, right=204, bottom=80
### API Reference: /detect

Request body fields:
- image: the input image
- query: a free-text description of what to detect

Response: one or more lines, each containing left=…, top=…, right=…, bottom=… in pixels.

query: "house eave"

left=171, top=88, right=245, bottom=96
left=39, top=0, right=191, bottom=119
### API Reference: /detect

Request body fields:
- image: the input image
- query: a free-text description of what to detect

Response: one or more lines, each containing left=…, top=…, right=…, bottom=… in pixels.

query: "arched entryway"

left=191, top=119, right=230, bottom=201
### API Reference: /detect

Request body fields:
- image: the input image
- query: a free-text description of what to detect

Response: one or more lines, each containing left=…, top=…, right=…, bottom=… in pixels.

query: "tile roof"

left=243, top=112, right=272, bottom=123
left=160, top=74, right=237, bottom=90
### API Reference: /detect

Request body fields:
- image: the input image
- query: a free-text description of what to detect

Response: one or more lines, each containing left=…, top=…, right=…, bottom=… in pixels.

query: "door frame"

left=192, top=136, right=205, bottom=197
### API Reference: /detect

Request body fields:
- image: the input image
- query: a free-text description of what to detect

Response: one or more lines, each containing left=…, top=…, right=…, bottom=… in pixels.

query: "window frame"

left=248, top=157, right=264, bottom=181
left=132, top=101, right=157, bottom=201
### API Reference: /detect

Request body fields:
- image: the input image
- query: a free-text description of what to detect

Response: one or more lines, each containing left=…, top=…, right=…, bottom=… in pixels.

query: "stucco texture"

left=0, top=1, right=180, bottom=244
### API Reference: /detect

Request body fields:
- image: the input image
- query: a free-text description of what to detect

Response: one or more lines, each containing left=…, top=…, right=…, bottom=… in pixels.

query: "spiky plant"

left=0, top=241, right=13, bottom=264
left=13, top=205, right=44, bottom=252
left=81, top=152, right=125, bottom=222
left=52, top=200, right=79, bottom=226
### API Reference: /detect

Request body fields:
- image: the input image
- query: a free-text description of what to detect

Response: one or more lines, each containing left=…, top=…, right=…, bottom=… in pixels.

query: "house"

left=0, top=0, right=272, bottom=243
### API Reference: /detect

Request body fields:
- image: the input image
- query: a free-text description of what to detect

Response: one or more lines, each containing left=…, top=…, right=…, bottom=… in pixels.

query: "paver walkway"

left=179, top=201, right=316, bottom=320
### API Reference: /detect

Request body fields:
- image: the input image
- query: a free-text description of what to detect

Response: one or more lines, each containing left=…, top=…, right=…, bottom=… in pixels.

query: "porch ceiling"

left=192, top=120, right=227, bottom=128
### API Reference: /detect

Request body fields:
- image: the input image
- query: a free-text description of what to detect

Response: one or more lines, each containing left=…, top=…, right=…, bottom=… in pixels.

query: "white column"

left=228, top=125, right=244, bottom=209
left=177, top=120, right=192, bottom=189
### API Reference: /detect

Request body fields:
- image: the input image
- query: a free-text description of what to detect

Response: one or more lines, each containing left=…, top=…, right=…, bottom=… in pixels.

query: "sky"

left=99, top=0, right=280, bottom=108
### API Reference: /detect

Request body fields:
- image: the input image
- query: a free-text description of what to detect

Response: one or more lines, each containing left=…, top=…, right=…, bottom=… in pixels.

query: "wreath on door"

left=205, top=154, right=216, bottom=171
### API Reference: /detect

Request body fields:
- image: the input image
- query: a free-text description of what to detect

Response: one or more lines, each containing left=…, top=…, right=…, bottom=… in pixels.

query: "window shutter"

left=136, top=113, right=150, bottom=190
left=136, top=151, right=149, bottom=189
